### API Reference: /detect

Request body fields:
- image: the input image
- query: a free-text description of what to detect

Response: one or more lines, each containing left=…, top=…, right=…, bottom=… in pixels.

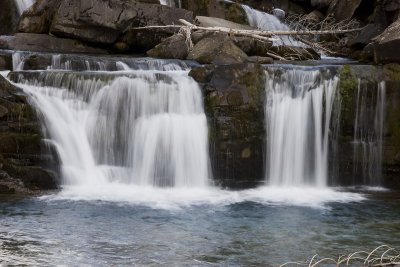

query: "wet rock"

left=147, top=34, right=189, bottom=60
left=0, top=75, right=60, bottom=194
left=328, top=0, right=362, bottom=21
left=188, top=33, right=248, bottom=64
left=203, top=63, right=266, bottom=188
left=0, top=33, right=107, bottom=54
left=0, top=0, right=19, bottom=35
left=18, top=0, right=62, bottom=34
left=189, top=65, right=215, bottom=84
left=371, top=17, right=400, bottom=63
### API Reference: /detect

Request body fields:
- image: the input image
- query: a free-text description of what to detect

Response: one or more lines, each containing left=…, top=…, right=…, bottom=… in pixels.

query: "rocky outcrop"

left=0, top=75, right=59, bottom=195
left=334, top=64, right=400, bottom=188
left=0, top=0, right=20, bottom=35
left=188, top=33, right=248, bottom=64
left=370, top=17, right=400, bottom=63
left=0, top=33, right=107, bottom=54
left=191, top=63, right=265, bottom=188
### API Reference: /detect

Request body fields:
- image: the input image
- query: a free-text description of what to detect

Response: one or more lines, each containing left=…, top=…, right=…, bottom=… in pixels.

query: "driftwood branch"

left=132, top=19, right=362, bottom=38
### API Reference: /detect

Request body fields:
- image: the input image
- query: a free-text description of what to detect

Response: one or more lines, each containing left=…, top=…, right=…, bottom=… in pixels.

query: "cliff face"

left=0, top=75, right=59, bottom=195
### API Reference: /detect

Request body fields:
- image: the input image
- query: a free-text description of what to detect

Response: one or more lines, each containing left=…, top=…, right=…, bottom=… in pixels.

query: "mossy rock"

left=384, top=64, right=400, bottom=81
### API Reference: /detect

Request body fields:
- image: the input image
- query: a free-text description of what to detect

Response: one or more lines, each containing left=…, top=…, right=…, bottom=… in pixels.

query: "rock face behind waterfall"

left=190, top=63, right=266, bottom=188
left=0, top=75, right=59, bottom=195
left=0, top=0, right=20, bottom=35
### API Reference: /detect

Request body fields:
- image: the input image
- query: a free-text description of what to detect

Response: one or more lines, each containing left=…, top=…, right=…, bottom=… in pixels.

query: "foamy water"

left=41, top=186, right=365, bottom=210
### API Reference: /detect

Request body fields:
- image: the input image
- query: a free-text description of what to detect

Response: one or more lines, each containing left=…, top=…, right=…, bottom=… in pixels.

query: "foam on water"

left=40, top=185, right=364, bottom=210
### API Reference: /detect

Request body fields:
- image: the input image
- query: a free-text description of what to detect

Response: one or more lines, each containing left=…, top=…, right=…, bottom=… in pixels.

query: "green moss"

left=338, top=65, right=358, bottom=120
left=384, top=64, right=400, bottom=81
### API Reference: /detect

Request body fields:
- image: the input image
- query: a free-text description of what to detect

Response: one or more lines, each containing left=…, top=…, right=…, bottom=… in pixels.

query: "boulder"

left=0, top=0, right=20, bottom=35
left=0, top=33, right=107, bottom=54
left=350, top=24, right=385, bottom=49
left=371, top=17, right=400, bottom=63
left=181, top=0, right=248, bottom=25
left=18, top=0, right=62, bottom=34
left=119, top=5, right=194, bottom=52
left=193, top=63, right=266, bottom=188
left=147, top=34, right=189, bottom=60
left=304, top=10, right=324, bottom=23
left=188, top=33, right=248, bottom=64
left=328, top=0, right=362, bottom=21
left=50, top=0, right=139, bottom=45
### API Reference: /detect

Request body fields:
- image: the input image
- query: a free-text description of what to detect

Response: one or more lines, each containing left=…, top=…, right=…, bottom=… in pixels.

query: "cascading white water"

left=159, top=0, right=178, bottom=7
left=265, top=68, right=338, bottom=187
left=14, top=0, right=35, bottom=14
left=241, top=4, right=304, bottom=46
left=17, top=71, right=211, bottom=188
left=353, top=81, right=386, bottom=185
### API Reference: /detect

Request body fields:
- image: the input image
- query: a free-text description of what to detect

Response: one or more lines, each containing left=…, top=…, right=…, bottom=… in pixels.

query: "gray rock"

left=188, top=33, right=248, bottom=64
left=147, top=34, right=189, bottom=60
left=18, top=0, right=62, bottom=34
left=372, top=17, right=400, bottom=63
left=350, top=24, right=385, bottom=49
left=233, top=37, right=272, bottom=57
left=0, top=33, right=107, bottom=54
left=50, top=0, right=138, bottom=45
left=120, top=4, right=194, bottom=52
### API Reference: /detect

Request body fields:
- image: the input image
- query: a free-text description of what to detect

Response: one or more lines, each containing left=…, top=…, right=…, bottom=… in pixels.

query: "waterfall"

left=241, top=4, right=304, bottom=46
left=14, top=0, right=35, bottom=14
left=16, top=71, right=211, bottom=188
left=352, top=81, right=386, bottom=186
left=159, top=0, right=180, bottom=7
left=265, top=68, right=338, bottom=187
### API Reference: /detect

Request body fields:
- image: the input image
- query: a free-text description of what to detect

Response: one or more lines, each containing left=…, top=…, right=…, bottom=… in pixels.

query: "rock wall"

left=335, top=64, right=400, bottom=188
left=0, top=75, right=59, bottom=195
left=190, top=63, right=266, bottom=188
